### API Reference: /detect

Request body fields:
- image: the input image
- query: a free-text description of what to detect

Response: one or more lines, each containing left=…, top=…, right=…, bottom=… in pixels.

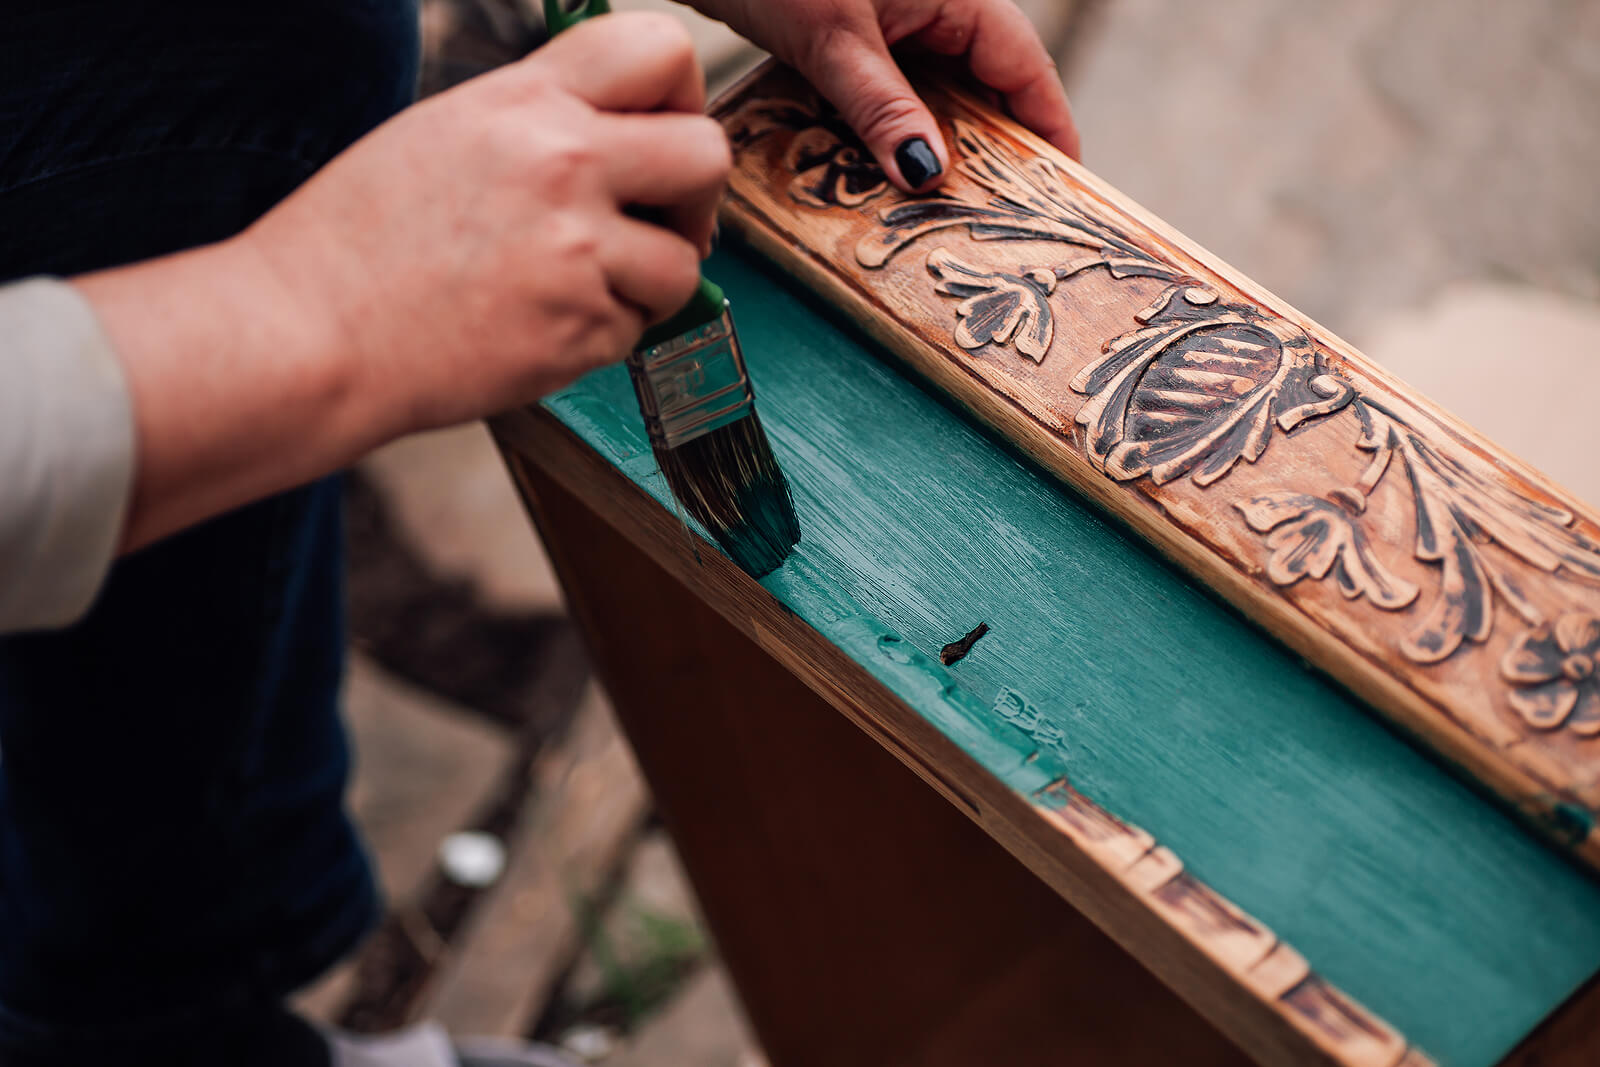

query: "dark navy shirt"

left=0, top=3, right=419, bottom=1057
left=0, top=1, right=421, bottom=278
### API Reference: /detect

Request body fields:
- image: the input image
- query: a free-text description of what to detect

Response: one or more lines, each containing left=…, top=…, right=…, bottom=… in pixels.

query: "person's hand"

left=75, top=12, right=731, bottom=550
left=246, top=11, right=731, bottom=433
left=689, top=0, right=1079, bottom=190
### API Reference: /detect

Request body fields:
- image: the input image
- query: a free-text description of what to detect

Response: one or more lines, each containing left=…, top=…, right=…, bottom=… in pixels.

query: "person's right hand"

left=246, top=10, right=731, bottom=438
left=76, top=12, right=730, bottom=551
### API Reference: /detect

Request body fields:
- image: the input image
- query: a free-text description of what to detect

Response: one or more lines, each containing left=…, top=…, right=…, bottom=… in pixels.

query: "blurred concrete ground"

left=1068, top=0, right=1600, bottom=506
left=307, top=0, right=1600, bottom=1062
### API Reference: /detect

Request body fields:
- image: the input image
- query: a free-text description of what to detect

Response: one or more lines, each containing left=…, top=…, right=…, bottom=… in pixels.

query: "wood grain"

left=709, top=61, right=1600, bottom=869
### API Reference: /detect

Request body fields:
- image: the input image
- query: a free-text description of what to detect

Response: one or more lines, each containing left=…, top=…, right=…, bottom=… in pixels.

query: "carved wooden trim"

left=492, top=406, right=1434, bottom=1067
left=711, top=62, right=1600, bottom=870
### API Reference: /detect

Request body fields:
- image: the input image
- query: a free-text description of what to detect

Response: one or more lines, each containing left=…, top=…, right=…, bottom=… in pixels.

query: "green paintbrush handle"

left=543, top=0, right=610, bottom=35
left=639, top=277, right=726, bottom=350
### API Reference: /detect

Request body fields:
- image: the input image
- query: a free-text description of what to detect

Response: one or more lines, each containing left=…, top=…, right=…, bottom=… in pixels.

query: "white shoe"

left=327, top=1022, right=581, bottom=1067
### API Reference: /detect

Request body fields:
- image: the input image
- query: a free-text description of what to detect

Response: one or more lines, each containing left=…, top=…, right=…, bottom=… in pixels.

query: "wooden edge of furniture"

left=1501, top=971, right=1600, bottom=1067
left=505, top=441, right=1254, bottom=1067
left=490, top=407, right=1432, bottom=1067
left=707, top=60, right=1600, bottom=870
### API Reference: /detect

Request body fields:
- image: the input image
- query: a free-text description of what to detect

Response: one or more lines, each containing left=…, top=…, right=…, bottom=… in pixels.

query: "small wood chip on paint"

left=940, top=622, right=990, bottom=665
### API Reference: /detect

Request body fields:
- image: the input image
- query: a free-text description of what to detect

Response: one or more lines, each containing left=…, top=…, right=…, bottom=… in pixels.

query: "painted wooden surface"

left=710, top=63, right=1600, bottom=870
left=530, top=241, right=1600, bottom=1067
left=504, top=403, right=1427, bottom=1066
left=516, top=454, right=1253, bottom=1066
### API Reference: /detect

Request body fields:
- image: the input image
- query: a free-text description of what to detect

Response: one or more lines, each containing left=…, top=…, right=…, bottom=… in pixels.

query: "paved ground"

left=308, top=1, right=1600, bottom=1061
left=1069, top=0, right=1600, bottom=333
left=1068, top=0, right=1600, bottom=505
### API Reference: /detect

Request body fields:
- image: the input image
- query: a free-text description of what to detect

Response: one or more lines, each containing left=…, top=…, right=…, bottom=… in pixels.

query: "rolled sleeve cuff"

left=0, top=278, right=135, bottom=633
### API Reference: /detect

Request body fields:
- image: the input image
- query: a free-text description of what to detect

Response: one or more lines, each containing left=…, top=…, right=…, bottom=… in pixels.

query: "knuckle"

left=549, top=213, right=602, bottom=263
left=686, top=118, right=733, bottom=178
left=920, top=9, right=977, bottom=54
left=532, top=132, right=601, bottom=191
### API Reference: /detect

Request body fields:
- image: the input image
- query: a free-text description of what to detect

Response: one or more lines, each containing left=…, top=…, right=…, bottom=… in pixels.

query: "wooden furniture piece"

left=713, top=64, right=1600, bottom=870
left=490, top=63, right=1600, bottom=1067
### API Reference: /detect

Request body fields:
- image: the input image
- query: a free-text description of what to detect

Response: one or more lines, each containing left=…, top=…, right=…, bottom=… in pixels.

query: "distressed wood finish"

left=711, top=62, right=1600, bottom=865
left=494, top=408, right=1428, bottom=1067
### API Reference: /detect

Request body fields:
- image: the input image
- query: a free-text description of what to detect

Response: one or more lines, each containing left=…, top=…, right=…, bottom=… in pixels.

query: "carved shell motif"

left=1071, top=284, right=1355, bottom=486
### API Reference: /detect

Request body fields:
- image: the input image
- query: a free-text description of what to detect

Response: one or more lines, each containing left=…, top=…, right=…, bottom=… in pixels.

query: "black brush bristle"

left=655, top=410, right=799, bottom=576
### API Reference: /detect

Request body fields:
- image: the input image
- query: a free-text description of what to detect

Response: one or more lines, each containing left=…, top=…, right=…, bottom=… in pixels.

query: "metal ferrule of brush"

left=626, top=301, right=754, bottom=451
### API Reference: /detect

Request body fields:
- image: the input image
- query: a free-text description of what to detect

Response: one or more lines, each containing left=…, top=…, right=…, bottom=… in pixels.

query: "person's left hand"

left=687, top=0, right=1079, bottom=191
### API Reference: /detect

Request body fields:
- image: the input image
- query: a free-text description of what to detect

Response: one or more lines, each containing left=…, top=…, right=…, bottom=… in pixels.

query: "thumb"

left=798, top=31, right=948, bottom=192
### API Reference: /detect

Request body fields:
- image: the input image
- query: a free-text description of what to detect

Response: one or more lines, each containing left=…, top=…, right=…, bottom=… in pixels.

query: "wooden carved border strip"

left=1034, top=777, right=1428, bottom=1067
left=710, top=61, right=1600, bottom=870
left=492, top=407, right=1434, bottom=1067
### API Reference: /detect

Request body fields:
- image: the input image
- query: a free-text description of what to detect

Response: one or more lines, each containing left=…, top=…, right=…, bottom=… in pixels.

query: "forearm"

left=73, top=235, right=383, bottom=553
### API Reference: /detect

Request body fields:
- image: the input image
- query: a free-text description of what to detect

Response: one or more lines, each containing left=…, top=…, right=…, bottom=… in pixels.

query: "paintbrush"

left=544, top=0, right=800, bottom=576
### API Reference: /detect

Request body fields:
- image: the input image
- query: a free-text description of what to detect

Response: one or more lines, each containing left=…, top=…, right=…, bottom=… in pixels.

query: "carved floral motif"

left=727, top=95, right=1600, bottom=733
left=787, top=127, right=889, bottom=208
left=725, top=99, right=888, bottom=209
left=1501, top=614, right=1600, bottom=734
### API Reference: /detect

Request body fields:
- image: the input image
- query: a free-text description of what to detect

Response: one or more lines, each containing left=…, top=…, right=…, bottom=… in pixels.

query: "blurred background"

left=296, top=1, right=1600, bottom=1062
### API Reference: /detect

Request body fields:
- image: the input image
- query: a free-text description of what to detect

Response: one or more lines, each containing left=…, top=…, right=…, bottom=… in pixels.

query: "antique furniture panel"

left=491, top=239, right=1600, bottom=1066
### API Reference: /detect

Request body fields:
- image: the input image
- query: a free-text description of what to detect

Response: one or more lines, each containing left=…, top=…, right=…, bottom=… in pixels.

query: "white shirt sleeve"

left=0, top=278, right=135, bottom=633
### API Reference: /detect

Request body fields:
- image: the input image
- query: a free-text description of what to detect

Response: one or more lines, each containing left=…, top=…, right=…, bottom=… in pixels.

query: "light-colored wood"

left=709, top=61, right=1600, bottom=867
left=492, top=408, right=1430, bottom=1067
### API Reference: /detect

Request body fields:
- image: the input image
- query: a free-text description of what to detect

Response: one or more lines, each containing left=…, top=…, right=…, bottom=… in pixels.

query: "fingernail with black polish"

left=895, top=137, right=941, bottom=188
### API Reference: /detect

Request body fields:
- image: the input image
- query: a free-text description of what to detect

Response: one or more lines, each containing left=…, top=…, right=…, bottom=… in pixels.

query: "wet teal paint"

left=545, top=247, right=1600, bottom=1067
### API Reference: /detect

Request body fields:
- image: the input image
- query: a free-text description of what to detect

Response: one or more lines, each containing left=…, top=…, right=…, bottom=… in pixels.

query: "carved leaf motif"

left=1403, top=433, right=1600, bottom=583
left=1070, top=292, right=1355, bottom=486
left=1235, top=493, right=1419, bottom=610
left=726, top=100, right=830, bottom=150
left=1380, top=410, right=1600, bottom=663
left=926, top=250, right=1056, bottom=362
